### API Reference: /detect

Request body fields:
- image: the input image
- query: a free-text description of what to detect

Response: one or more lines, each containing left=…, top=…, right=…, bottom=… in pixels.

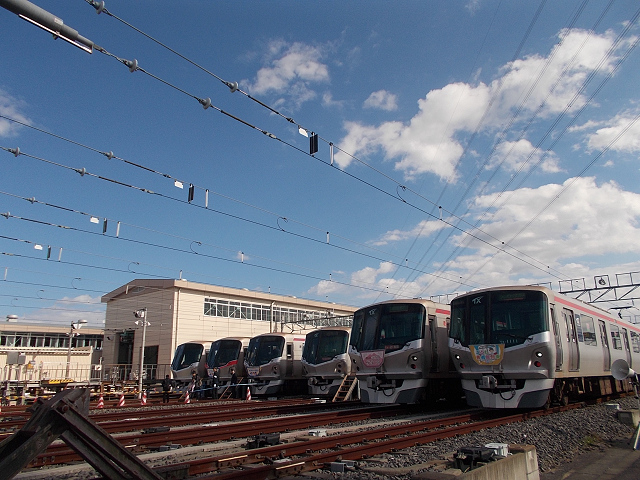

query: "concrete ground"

left=541, top=438, right=640, bottom=480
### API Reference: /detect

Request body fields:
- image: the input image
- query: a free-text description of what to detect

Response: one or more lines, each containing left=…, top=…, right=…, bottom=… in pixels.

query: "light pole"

left=66, top=319, right=88, bottom=378
left=134, top=308, right=149, bottom=399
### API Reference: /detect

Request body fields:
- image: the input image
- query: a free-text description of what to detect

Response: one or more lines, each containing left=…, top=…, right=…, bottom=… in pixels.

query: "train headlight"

left=454, top=354, right=460, bottom=360
left=535, top=351, right=543, bottom=357
left=411, top=355, right=418, bottom=361
left=534, top=361, right=542, bottom=367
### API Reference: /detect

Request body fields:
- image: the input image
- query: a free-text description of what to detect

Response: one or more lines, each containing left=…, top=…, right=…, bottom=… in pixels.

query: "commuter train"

left=204, top=337, right=250, bottom=392
left=348, top=299, right=461, bottom=404
left=448, top=285, right=640, bottom=409
left=170, top=341, right=211, bottom=384
left=245, top=332, right=307, bottom=396
left=302, top=327, right=352, bottom=397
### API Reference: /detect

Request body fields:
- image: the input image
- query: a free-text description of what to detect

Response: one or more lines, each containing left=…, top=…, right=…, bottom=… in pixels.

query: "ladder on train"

left=219, top=377, right=244, bottom=399
left=332, top=373, right=359, bottom=402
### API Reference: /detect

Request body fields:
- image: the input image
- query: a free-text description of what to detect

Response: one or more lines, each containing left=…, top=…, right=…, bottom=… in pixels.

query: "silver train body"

left=245, top=332, right=307, bottom=396
left=448, top=286, right=640, bottom=409
left=205, top=336, right=250, bottom=391
left=170, top=341, right=211, bottom=384
left=348, top=299, right=460, bottom=404
left=302, top=327, right=351, bottom=397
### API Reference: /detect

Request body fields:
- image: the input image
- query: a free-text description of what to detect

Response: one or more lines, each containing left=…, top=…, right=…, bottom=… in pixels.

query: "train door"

left=562, top=308, right=580, bottom=371
left=429, top=315, right=438, bottom=372
left=622, top=328, right=632, bottom=368
left=598, top=320, right=611, bottom=371
left=550, top=305, right=563, bottom=371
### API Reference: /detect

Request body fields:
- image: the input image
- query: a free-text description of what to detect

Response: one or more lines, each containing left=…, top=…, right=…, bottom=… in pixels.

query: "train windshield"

left=245, top=336, right=285, bottom=366
left=207, top=339, right=241, bottom=367
left=171, top=343, right=204, bottom=370
left=449, top=290, right=548, bottom=347
left=303, top=330, right=349, bottom=365
left=350, top=303, right=425, bottom=353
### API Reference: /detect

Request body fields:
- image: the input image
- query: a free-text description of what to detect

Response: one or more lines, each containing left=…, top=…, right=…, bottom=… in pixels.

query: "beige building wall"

left=101, top=279, right=357, bottom=373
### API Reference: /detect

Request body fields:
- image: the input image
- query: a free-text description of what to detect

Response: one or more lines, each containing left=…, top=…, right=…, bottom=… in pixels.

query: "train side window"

left=610, top=325, right=622, bottom=350
left=286, top=344, right=293, bottom=359
left=580, top=315, right=597, bottom=346
left=631, top=332, right=640, bottom=353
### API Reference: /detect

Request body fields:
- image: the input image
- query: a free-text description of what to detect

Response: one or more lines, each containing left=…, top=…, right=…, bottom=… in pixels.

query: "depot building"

left=101, top=279, right=357, bottom=379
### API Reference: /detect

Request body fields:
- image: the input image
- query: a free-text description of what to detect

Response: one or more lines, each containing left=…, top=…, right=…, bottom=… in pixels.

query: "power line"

left=72, top=1, right=579, bottom=282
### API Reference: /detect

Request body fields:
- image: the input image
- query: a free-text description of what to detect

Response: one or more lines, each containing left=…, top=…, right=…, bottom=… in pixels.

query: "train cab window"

left=450, top=290, right=548, bottom=347
left=610, top=325, right=622, bottom=350
left=580, top=315, right=597, bottom=346
left=350, top=303, right=425, bottom=352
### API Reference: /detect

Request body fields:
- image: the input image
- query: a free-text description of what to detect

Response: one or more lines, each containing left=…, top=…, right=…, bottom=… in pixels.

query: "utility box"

left=6, top=352, right=27, bottom=365
left=617, top=409, right=640, bottom=428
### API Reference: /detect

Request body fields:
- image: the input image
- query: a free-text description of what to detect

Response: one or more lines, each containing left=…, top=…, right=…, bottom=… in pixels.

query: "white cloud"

left=0, top=89, right=30, bottom=136
left=245, top=41, right=329, bottom=107
left=583, top=110, right=640, bottom=153
left=334, top=28, right=630, bottom=181
left=322, top=92, right=345, bottom=109
left=463, top=177, right=640, bottom=263
left=487, top=139, right=561, bottom=174
left=22, top=295, right=105, bottom=327
left=364, top=90, right=398, bottom=111
left=309, top=177, right=640, bottom=299
left=372, top=219, right=449, bottom=246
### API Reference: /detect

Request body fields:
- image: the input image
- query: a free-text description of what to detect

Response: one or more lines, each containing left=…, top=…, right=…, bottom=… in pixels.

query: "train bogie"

left=349, top=299, right=460, bottom=404
left=245, top=333, right=307, bottom=396
left=449, top=286, right=640, bottom=409
left=302, top=327, right=351, bottom=397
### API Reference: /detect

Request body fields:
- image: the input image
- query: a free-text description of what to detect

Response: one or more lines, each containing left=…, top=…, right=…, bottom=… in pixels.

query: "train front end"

left=448, top=288, right=555, bottom=408
left=348, top=301, right=432, bottom=403
left=302, top=327, right=351, bottom=397
left=170, top=342, right=208, bottom=384
left=245, top=334, right=304, bottom=396
left=206, top=337, right=249, bottom=393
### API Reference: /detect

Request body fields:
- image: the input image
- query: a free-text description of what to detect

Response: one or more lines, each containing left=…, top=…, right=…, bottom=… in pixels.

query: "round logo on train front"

left=470, top=344, right=504, bottom=365
left=361, top=350, right=385, bottom=368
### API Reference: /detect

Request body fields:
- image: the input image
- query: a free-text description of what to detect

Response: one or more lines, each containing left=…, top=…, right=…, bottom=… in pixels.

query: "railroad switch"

left=453, top=446, right=496, bottom=472
left=246, top=432, right=281, bottom=449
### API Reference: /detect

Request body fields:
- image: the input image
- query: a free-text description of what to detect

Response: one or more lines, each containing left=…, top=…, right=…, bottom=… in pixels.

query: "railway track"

left=12, top=393, right=627, bottom=479
left=0, top=398, right=322, bottom=433
left=159, top=404, right=585, bottom=479
left=26, top=402, right=410, bottom=467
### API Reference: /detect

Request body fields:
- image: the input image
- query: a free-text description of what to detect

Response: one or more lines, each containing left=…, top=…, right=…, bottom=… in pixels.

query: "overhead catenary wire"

left=4, top=2, right=635, bottom=307
left=76, top=0, right=578, bottom=283
left=412, top=1, right=640, bottom=294
left=0, top=141, right=567, bottom=282
left=0, top=194, right=484, bottom=295
left=0, top=106, right=563, bottom=282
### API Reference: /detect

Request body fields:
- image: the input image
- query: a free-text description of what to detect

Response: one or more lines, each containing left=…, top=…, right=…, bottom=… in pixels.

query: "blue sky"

left=1, top=0, right=640, bottom=327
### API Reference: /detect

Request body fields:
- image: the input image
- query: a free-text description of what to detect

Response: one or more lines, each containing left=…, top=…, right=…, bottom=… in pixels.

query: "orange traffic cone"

left=140, top=390, right=147, bottom=406
left=118, top=394, right=125, bottom=407
left=246, top=386, right=251, bottom=401
left=97, top=395, right=104, bottom=409
left=184, top=391, right=190, bottom=404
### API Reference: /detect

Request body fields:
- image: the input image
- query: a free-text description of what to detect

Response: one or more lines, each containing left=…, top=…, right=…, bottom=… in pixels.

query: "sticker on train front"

left=470, top=344, right=504, bottom=365
left=361, top=350, right=385, bottom=368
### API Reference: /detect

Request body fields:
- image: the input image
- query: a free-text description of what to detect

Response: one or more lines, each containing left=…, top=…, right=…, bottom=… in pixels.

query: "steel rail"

left=27, top=404, right=407, bottom=467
